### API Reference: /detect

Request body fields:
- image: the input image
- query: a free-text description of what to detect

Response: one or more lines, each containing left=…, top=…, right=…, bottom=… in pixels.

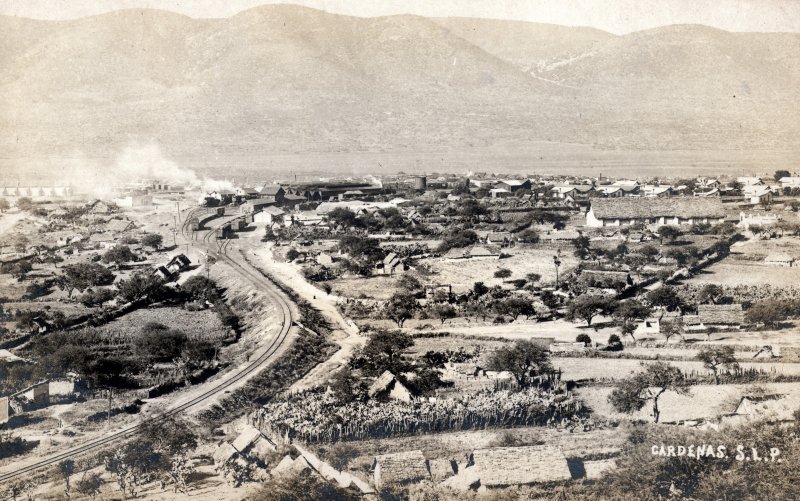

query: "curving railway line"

left=0, top=205, right=294, bottom=485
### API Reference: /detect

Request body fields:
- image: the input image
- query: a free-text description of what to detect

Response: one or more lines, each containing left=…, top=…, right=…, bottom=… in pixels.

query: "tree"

left=0, top=198, right=9, bottom=212
left=353, top=330, right=414, bottom=376
left=606, top=334, right=624, bottom=351
left=647, top=286, right=682, bottom=311
left=117, top=272, right=167, bottom=303
left=494, top=297, right=535, bottom=321
left=429, top=303, right=456, bottom=324
left=567, top=295, right=616, bottom=326
left=697, top=346, right=739, bottom=385
left=141, top=233, right=163, bottom=250
left=140, top=416, right=198, bottom=493
left=459, top=199, right=488, bottom=218
left=472, top=281, right=489, bottom=297
left=775, top=169, right=791, bottom=181
left=58, top=459, right=75, bottom=499
left=9, top=260, right=32, bottom=279
left=382, top=292, right=418, bottom=327
left=613, top=300, right=652, bottom=340
left=573, top=235, right=591, bottom=259
left=104, top=439, right=162, bottom=498
left=15, top=197, right=34, bottom=212
left=437, top=229, right=479, bottom=252
left=338, top=236, right=383, bottom=260
left=517, top=229, right=540, bottom=244
left=494, top=268, right=512, bottom=279
left=75, top=473, right=103, bottom=501
left=329, top=366, right=366, bottom=403
left=60, top=262, right=115, bottom=298
left=657, top=225, right=681, bottom=244
left=102, top=245, right=137, bottom=267
left=486, top=340, right=552, bottom=387
left=608, top=362, right=691, bottom=423
left=397, top=274, right=422, bottom=293
left=525, top=273, right=542, bottom=284
left=285, top=248, right=300, bottom=262
left=328, top=207, right=361, bottom=228
left=576, top=333, right=592, bottom=346
left=745, top=300, right=790, bottom=328
left=182, top=275, right=219, bottom=302
left=661, top=318, right=684, bottom=343
left=134, top=323, right=187, bottom=363
left=697, top=284, right=725, bottom=304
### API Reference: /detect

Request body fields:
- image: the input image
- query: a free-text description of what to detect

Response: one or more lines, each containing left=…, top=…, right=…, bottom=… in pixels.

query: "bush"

left=285, top=248, right=300, bottom=262
left=576, top=333, right=592, bottom=346
left=606, top=334, right=624, bottom=351
left=494, top=268, right=512, bottom=279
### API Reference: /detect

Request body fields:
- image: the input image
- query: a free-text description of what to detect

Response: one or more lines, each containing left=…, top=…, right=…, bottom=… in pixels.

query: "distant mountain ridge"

left=0, top=5, right=798, bottom=178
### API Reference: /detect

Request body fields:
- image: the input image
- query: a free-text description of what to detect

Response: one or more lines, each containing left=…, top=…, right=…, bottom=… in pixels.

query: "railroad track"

left=0, top=208, right=294, bottom=485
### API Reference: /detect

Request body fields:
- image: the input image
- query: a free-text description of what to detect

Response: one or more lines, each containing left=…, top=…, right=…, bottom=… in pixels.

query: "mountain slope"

left=0, top=5, right=797, bottom=179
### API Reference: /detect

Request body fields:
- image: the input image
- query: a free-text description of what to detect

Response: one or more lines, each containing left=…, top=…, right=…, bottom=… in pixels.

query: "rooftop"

left=590, top=197, right=726, bottom=220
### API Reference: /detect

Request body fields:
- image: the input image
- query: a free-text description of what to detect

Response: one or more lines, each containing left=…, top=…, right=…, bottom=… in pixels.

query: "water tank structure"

left=413, top=176, right=427, bottom=190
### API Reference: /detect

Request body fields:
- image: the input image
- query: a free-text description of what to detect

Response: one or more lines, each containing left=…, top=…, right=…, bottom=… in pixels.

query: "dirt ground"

left=419, top=247, right=578, bottom=292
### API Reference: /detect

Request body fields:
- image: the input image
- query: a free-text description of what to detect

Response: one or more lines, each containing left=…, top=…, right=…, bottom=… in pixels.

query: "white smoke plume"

left=56, top=143, right=233, bottom=197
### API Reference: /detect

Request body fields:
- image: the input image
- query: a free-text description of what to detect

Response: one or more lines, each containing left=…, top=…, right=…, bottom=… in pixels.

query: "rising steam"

left=57, top=143, right=232, bottom=197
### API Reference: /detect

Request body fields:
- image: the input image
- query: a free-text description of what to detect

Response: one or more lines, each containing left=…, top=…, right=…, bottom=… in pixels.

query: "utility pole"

left=553, top=249, right=562, bottom=290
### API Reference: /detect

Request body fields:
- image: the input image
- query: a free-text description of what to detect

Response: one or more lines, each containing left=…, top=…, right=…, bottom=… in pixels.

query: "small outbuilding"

left=368, top=371, right=414, bottom=402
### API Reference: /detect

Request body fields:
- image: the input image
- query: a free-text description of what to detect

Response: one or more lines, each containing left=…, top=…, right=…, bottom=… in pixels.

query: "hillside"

left=0, top=5, right=798, bottom=180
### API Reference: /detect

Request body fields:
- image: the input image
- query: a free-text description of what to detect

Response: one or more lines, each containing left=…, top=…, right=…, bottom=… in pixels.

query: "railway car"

left=216, top=223, right=234, bottom=239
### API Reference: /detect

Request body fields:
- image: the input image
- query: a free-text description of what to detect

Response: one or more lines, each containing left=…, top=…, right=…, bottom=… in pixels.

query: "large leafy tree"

left=657, top=225, right=682, bottom=244
left=59, top=262, right=115, bottom=298
left=647, top=286, right=683, bottom=311
left=102, top=245, right=137, bottom=267
left=382, top=292, right=419, bottom=327
left=609, top=361, right=690, bottom=423
left=117, top=272, right=167, bottom=303
left=352, top=330, right=414, bottom=377
left=567, top=295, right=617, bottom=326
left=486, top=340, right=552, bottom=387
left=697, top=346, right=739, bottom=385
left=613, top=299, right=652, bottom=339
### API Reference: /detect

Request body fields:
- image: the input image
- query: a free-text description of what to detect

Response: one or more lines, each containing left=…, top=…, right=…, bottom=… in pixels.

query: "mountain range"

left=1, top=5, right=798, bottom=180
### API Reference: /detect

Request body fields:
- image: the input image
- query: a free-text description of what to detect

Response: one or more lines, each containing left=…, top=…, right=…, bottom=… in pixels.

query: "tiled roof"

left=685, top=304, right=744, bottom=325
left=471, top=445, right=571, bottom=486
left=374, top=450, right=430, bottom=486
left=591, top=198, right=726, bottom=220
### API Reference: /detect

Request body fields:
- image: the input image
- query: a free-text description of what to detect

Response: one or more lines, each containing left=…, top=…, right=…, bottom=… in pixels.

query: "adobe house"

left=683, top=304, right=744, bottom=332
left=586, top=198, right=726, bottom=227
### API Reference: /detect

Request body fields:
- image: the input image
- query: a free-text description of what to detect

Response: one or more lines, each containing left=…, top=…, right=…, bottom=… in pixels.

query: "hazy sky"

left=0, top=0, right=798, bottom=34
